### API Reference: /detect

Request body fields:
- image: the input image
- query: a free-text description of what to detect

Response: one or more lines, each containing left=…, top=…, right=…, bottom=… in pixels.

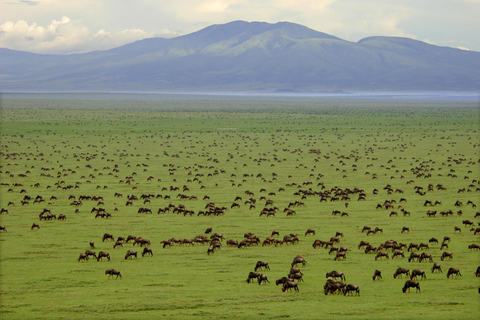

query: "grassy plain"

left=0, top=94, right=479, bottom=319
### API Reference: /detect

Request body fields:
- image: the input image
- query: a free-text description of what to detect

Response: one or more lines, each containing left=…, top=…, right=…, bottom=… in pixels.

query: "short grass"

left=0, top=94, right=479, bottom=319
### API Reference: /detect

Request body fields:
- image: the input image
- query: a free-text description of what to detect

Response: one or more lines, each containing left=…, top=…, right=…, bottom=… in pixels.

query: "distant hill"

left=1, top=20, right=479, bottom=93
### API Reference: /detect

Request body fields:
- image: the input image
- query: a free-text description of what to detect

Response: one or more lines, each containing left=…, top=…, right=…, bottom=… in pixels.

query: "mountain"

left=1, top=20, right=479, bottom=93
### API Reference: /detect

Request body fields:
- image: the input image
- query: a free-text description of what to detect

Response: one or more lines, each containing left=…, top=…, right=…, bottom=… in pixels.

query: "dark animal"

left=282, top=281, right=299, bottom=292
left=97, top=251, right=110, bottom=261
left=247, top=272, right=261, bottom=283
left=258, top=274, right=269, bottom=285
left=431, top=263, right=442, bottom=273
left=394, top=268, right=410, bottom=279
left=78, top=253, right=88, bottom=262
left=446, top=268, right=461, bottom=278
left=125, top=250, right=137, bottom=260
left=326, top=270, right=345, bottom=281
left=410, top=269, right=427, bottom=280
left=254, top=261, right=270, bottom=271
left=142, top=247, right=153, bottom=257
left=102, top=233, right=114, bottom=242
left=344, top=284, right=360, bottom=296
left=402, top=280, right=420, bottom=293
left=105, top=269, right=122, bottom=279
left=373, top=269, right=382, bottom=281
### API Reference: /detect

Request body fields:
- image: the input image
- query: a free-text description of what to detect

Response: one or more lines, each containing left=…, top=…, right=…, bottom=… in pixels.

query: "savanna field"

left=0, top=94, right=479, bottom=319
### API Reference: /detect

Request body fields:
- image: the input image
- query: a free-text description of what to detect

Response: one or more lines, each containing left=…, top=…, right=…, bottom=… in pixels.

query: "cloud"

left=0, top=16, right=158, bottom=54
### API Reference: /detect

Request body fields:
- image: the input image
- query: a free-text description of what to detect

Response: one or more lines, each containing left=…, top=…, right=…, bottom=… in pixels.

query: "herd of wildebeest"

left=1, top=107, right=479, bottom=302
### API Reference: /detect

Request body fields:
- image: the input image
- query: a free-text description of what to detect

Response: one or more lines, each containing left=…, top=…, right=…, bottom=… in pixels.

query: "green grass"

left=0, top=94, right=479, bottom=319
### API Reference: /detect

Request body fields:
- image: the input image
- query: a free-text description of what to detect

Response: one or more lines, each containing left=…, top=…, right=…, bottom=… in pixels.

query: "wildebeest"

left=468, top=244, right=480, bottom=251
left=31, top=223, right=40, bottom=230
left=105, top=269, right=122, bottom=279
left=344, top=284, right=360, bottom=296
left=85, top=250, right=97, bottom=260
left=142, top=247, right=153, bottom=257
left=334, top=251, right=347, bottom=261
left=247, top=272, right=261, bottom=283
left=402, top=280, right=420, bottom=293
left=305, top=228, right=315, bottom=236
left=375, top=251, right=389, bottom=261
left=324, top=279, right=345, bottom=295
left=392, top=250, right=404, bottom=259
left=410, top=269, right=427, bottom=280
left=288, top=272, right=304, bottom=283
left=291, top=255, right=307, bottom=267
left=441, top=252, right=453, bottom=261
left=476, top=266, right=480, bottom=277
left=275, top=277, right=292, bottom=286
left=326, top=270, right=345, bottom=281
left=254, top=261, right=270, bottom=272
left=446, top=268, right=461, bottom=278
left=408, top=252, right=421, bottom=262
left=125, top=250, right=137, bottom=260
left=431, top=263, right=442, bottom=273
left=282, top=281, right=299, bottom=292
left=373, top=269, right=382, bottom=281
left=96, top=251, right=110, bottom=261
left=0, top=225, right=7, bottom=232
left=102, top=233, right=114, bottom=242
left=258, top=274, right=269, bottom=285
left=394, top=268, right=410, bottom=279
left=78, top=253, right=88, bottom=262
left=419, top=252, right=433, bottom=263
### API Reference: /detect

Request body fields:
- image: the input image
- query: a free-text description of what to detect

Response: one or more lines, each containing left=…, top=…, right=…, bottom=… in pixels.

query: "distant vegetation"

left=0, top=95, right=479, bottom=319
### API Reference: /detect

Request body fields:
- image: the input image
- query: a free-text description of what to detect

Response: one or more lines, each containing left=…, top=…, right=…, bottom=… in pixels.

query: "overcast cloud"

left=0, top=0, right=478, bottom=54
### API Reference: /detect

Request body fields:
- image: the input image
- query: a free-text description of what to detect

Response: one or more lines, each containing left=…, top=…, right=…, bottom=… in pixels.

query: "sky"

left=1, top=0, right=479, bottom=54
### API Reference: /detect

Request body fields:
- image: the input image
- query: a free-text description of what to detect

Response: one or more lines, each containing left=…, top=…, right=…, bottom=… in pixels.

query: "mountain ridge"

left=1, top=20, right=479, bottom=92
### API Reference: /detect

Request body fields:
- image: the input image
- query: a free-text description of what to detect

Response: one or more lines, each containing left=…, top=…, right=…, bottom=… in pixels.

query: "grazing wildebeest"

left=326, top=270, right=346, bottom=281
left=410, top=269, right=427, bottom=280
left=431, top=263, right=442, bottom=273
left=476, top=266, right=480, bottom=277
left=113, top=240, right=123, bottom=249
left=254, top=261, right=270, bottom=272
left=394, top=268, right=410, bottom=279
left=446, top=268, right=461, bottom=278
left=344, top=284, right=360, bottom=296
left=258, top=274, right=269, bottom=285
left=419, top=252, right=433, bottom=263
left=402, top=280, right=420, bottom=293
left=408, top=252, right=421, bottom=262
left=288, top=272, right=304, bottom=283
left=124, top=250, right=137, bottom=260
left=207, top=247, right=215, bottom=255
left=0, top=225, right=6, bottom=232
left=468, top=244, right=480, bottom=251
left=282, top=281, right=299, bottom=292
left=441, top=252, right=453, bottom=261
left=247, top=272, right=261, bottom=283
left=90, top=241, right=95, bottom=249
left=78, top=253, right=88, bottom=262
left=205, top=227, right=212, bottom=234
left=105, top=269, right=122, bottom=279
left=334, top=251, right=347, bottom=261
left=375, top=251, right=389, bottom=261
left=102, top=233, right=114, bottom=242
left=96, top=251, right=110, bottom=261
left=305, top=228, right=315, bottom=236
left=225, top=239, right=237, bottom=247
left=401, top=227, right=410, bottom=233
left=373, top=269, right=382, bottom=281
left=31, top=223, right=40, bottom=230
left=291, top=255, right=307, bottom=267
left=324, top=279, right=345, bottom=295
left=392, top=250, right=405, bottom=259
left=85, top=250, right=97, bottom=260
left=275, top=277, right=292, bottom=286
left=429, top=238, right=438, bottom=245
left=142, top=247, right=153, bottom=257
